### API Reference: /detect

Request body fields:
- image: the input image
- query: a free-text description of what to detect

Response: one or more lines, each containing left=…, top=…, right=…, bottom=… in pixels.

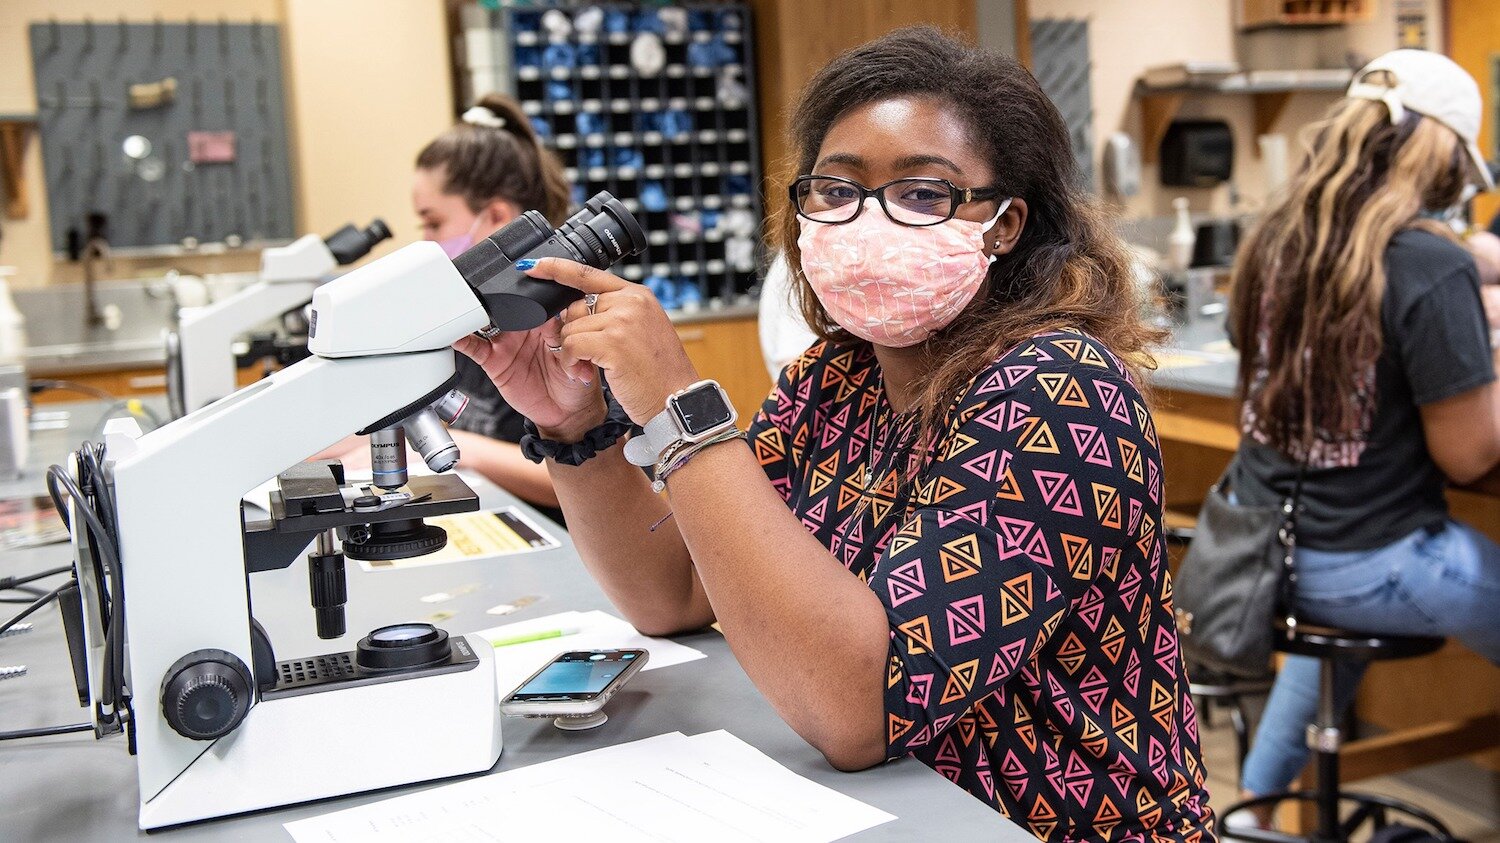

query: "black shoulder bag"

left=1173, top=457, right=1305, bottom=678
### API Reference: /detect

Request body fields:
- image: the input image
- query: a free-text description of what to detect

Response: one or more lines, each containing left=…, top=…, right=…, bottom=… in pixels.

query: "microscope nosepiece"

left=405, top=408, right=460, bottom=474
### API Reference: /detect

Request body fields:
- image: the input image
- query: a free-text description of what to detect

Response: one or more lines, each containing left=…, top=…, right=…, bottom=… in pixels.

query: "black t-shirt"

left=452, top=355, right=565, bottom=526
left=1235, top=229, right=1493, bottom=551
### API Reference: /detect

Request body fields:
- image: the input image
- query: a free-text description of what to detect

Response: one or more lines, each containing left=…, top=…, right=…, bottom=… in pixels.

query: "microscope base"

left=137, top=633, right=502, bottom=830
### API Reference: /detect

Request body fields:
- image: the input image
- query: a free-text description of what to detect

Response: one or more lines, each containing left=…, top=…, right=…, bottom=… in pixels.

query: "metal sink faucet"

left=79, top=212, right=111, bottom=326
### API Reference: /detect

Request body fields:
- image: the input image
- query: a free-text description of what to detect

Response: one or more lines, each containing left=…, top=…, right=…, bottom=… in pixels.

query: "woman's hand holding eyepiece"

left=452, top=305, right=605, bottom=443
left=455, top=257, right=700, bottom=441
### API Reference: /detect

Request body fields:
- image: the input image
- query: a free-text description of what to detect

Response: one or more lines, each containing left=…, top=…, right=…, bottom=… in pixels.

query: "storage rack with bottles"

left=460, top=2, right=765, bottom=312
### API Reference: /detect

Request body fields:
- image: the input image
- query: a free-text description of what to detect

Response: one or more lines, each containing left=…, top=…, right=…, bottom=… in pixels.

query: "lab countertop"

left=14, top=278, right=185, bottom=375
left=667, top=300, right=760, bottom=325
left=1149, top=316, right=1239, bottom=399
left=11, top=278, right=761, bottom=376
left=1145, top=316, right=1500, bottom=498
left=0, top=398, right=1017, bottom=841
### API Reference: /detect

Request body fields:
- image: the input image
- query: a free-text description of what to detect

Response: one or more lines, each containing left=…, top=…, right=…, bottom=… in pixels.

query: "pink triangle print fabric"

left=747, top=332, right=1217, bottom=841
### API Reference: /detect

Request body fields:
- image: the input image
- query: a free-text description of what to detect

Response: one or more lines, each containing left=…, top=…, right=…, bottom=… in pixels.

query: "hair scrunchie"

left=461, top=105, right=507, bottom=129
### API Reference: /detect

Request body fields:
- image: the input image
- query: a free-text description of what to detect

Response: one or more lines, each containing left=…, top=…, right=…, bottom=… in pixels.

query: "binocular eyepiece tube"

left=454, top=192, right=647, bottom=333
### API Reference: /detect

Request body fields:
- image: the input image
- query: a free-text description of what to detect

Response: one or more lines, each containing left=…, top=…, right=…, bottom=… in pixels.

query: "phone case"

left=499, top=649, right=649, bottom=717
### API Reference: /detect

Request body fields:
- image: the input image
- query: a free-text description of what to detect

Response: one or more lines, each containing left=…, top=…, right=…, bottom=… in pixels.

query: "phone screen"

left=511, top=651, right=640, bottom=700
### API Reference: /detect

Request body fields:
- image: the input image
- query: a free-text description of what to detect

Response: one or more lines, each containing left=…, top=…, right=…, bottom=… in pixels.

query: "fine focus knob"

left=160, top=649, right=253, bottom=740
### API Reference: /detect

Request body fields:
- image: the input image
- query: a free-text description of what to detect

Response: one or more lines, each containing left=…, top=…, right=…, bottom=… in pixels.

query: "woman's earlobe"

left=486, top=200, right=521, bottom=229
left=988, top=198, right=1028, bottom=257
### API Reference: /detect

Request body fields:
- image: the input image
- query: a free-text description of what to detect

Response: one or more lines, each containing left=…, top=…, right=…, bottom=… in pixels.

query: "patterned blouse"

left=747, top=332, right=1216, bottom=842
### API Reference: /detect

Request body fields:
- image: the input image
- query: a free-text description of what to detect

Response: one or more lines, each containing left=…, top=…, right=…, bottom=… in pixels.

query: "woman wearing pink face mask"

left=459, top=29, right=1212, bottom=840
left=412, top=93, right=571, bottom=523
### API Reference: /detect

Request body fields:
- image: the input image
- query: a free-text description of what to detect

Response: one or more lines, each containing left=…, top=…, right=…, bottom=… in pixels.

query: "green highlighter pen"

left=488, top=626, right=581, bottom=648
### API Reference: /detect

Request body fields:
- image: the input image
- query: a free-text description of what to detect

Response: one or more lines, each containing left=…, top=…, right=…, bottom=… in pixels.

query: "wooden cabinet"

left=1238, top=0, right=1373, bottom=29
left=30, top=364, right=266, bottom=404
left=744, top=0, right=980, bottom=207
left=1451, top=0, right=1500, bottom=229
left=675, top=314, right=773, bottom=424
left=31, top=367, right=168, bottom=404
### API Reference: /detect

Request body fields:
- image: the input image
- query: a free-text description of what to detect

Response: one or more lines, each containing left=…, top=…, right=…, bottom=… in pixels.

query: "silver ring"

left=584, top=293, right=599, bottom=315
left=545, top=343, right=563, bottom=354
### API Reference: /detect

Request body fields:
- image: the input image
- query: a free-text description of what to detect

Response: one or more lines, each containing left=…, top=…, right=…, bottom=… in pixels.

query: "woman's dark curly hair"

left=779, top=26, right=1161, bottom=436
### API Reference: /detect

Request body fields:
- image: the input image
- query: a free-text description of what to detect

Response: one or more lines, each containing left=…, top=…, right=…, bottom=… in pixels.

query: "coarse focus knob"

left=160, top=649, right=253, bottom=740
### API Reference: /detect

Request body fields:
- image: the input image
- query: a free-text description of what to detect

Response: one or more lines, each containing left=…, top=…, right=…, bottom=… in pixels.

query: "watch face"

left=671, top=383, right=734, bottom=436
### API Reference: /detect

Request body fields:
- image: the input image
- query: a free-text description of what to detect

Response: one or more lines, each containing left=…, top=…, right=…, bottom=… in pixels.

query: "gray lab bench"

left=1150, top=315, right=1239, bottom=399
left=0, top=400, right=1025, bottom=841
left=10, top=278, right=761, bottom=378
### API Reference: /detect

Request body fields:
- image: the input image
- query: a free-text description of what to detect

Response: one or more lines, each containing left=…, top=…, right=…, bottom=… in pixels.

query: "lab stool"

left=1221, top=624, right=1455, bottom=843
left=1188, top=667, right=1273, bottom=775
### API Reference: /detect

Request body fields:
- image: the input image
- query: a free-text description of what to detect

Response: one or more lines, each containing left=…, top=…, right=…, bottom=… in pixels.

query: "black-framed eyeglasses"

left=789, top=175, right=1006, bottom=227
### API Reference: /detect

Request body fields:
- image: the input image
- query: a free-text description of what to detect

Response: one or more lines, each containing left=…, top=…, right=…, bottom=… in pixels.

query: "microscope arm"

left=112, top=242, right=491, bottom=803
left=72, top=196, right=641, bottom=829
left=174, top=277, right=319, bottom=414
left=171, top=222, right=392, bottom=417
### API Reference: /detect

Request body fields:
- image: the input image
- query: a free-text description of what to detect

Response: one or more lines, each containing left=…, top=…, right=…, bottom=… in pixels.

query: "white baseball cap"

left=1346, top=49, right=1494, bottom=191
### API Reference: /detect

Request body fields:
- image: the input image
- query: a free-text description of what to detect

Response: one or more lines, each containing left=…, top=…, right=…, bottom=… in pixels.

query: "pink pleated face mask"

left=435, top=217, right=483, bottom=260
left=797, top=197, right=1011, bottom=347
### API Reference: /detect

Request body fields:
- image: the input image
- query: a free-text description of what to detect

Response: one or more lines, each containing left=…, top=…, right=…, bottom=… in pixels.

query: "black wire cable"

left=28, top=379, right=116, bottom=402
left=0, top=584, right=47, bottom=604
left=0, top=583, right=67, bottom=637
left=0, top=723, right=93, bottom=741
left=0, top=566, right=69, bottom=604
left=79, top=444, right=120, bottom=687
left=47, top=458, right=126, bottom=712
left=0, top=565, right=72, bottom=591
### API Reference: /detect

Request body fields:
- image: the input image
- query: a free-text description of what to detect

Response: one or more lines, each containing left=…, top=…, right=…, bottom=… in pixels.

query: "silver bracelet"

left=650, top=429, right=743, bottom=493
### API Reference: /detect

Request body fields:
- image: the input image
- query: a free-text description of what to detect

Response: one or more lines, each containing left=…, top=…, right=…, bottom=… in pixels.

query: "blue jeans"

left=1239, top=520, right=1500, bottom=796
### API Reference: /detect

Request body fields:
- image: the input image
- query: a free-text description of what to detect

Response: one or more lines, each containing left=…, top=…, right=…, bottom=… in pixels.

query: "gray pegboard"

left=1030, top=18, right=1095, bottom=191
left=463, top=2, right=766, bottom=307
left=29, top=20, right=296, bottom=255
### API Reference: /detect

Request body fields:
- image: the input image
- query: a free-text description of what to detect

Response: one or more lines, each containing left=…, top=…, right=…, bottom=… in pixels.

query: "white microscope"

left=164, top=219, right=392, bottom=418
left=54, top=194, right=645, bottom=829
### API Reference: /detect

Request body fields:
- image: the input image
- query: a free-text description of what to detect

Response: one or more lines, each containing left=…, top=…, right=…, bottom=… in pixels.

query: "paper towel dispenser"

left=1160, top=120, right=1234, bottom=188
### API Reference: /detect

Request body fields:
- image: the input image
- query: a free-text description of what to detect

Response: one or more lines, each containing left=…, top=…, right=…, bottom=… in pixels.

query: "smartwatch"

left=624, top=379, right=738, bottom=467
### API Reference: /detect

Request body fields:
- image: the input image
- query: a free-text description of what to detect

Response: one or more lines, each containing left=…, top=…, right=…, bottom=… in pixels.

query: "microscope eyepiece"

left=454, top=191, right=648, bottom=332
left=489, top=211, right=554, bottom=259
left=558, top=196, right=647, bottom=268
left=325, top=218, right=394, bottom=266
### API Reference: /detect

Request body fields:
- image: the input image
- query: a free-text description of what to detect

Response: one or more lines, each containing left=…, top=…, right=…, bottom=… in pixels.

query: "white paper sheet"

left=473, top=609, right=707, bottom=696
left=284, top=731, right=896, bottom=843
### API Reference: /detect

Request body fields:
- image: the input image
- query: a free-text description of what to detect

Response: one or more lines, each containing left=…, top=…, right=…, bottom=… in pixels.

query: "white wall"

left=0, top=0, right=453, bottom=287
left=1028, top=0, right=1441, bottom=220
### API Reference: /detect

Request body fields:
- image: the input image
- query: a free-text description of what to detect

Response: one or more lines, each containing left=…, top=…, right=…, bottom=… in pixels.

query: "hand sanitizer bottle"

left=1168, top=197, right=1196, bottom=272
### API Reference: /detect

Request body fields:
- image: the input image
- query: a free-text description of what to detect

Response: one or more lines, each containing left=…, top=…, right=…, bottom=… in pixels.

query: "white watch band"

left=624, top=408, right=680, bottom=467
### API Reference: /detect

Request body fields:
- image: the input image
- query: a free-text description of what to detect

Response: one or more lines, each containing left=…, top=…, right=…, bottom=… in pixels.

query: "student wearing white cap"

left=1226, top=49, right=1500, bottom=826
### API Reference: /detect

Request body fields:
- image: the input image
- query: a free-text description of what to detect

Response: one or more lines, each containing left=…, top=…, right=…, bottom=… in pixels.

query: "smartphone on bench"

left=500, top=649, right=648, bottom=718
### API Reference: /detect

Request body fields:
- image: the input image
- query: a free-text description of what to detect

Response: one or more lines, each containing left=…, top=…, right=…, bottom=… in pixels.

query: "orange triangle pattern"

left=744, top=333, right=1209, bottom=838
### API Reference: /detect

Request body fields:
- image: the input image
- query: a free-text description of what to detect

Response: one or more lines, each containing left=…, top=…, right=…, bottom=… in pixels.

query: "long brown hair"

left=1230, top=76, right=1467, bottom=461
left=779, top=27, right=1161, bottom=440
left=416, top=93, right=571, bottom=226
